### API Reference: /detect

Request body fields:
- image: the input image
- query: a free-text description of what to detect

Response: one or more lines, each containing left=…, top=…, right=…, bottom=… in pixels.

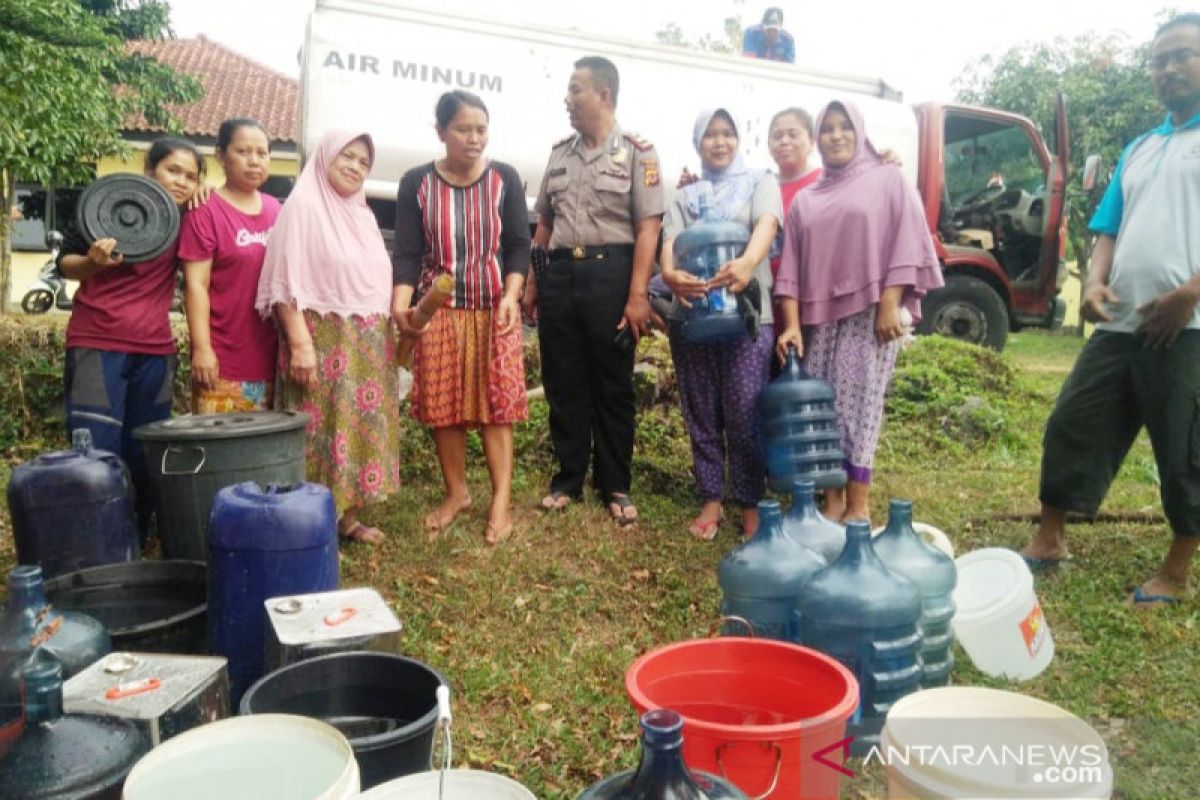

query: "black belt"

left=548, top=244, right=634, bottom=261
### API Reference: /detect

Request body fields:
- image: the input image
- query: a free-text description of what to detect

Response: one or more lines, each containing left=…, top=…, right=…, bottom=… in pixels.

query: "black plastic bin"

left=44, top=560, right=207, bottom=654
left=239, top=651, right=445, bottom=790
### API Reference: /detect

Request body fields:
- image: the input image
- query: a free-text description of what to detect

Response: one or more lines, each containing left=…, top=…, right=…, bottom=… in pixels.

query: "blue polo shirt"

left=1090, top=111, right=1200, bottom=332
left=742, top=25, right=796, bottom=63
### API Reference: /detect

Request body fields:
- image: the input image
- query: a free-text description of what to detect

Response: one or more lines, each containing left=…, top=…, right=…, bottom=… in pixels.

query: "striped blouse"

left=393, top=160, right=531, bottom=309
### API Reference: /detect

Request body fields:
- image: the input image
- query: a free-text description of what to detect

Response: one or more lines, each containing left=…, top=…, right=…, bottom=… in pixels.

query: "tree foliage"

left=655, top=0, right=745, bottom=55
left=954, top=31, right=1162, bottom=281
left=0, top=0, right=199, bottom=311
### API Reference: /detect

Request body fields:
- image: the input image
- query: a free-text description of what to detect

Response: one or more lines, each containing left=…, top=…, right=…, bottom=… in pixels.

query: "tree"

left=0, top=0, right=200, bottom=312
left=655, top=1, right=745, bottom=54
left=954, top=31, right=1162, bottom=330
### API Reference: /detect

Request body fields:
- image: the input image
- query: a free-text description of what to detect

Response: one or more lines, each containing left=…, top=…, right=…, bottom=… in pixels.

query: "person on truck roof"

left=256, top=128, right=399, bottom=546
left=660, top=107, right=782, bottom=540
left=742, top=7, right=796, bottom=64
left=393, top=90, right=531, bottom=546
left=1022, top=14, right=1200, bottom=607
left=774, top=99, right=942, bottom=523
left=521, top=55, right=665, bottom=526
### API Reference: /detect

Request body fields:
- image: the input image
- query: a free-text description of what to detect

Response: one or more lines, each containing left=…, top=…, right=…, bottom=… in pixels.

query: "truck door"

left=1034, top=93, right=1069, bottom=313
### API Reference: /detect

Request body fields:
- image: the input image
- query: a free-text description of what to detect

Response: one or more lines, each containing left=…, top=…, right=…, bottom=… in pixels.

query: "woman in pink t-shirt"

left=179, top=117, right=281, bottom=413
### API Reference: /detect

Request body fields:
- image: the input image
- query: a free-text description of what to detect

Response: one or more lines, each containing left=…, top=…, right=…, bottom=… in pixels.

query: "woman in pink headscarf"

left=774, top=100, right=942, bottom=523
left=256, top=129, right=402, bottom=545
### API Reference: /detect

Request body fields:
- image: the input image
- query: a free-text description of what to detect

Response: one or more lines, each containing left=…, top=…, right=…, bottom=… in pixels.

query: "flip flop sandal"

left=485, top=520, right=513, bottom=545
left=1130, top=586, right=1181, bottom=607
left=606, top=493, right=638, bottom=527
left=1017, top=551, right=1073, bottom=573
left=340, top=522, right=384, bottom=544
left=688, top=511, right=725, bottom=541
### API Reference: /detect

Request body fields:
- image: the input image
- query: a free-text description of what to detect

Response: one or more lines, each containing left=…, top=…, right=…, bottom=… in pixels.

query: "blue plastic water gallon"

left=781, top=480, right=846, bottom=565
left=1, top=565, right=111, bottom=757
left=7, top=429, right=138, bottom=579
left=758, top=347, right=847, bottom=492
left=717, top=500, right=826, bottom=640
left=577, top=708, right=747, bottom=799
left=672, top=193, right=749, bottom=343
left=797, top=521, right=921, bottom=755
left=207, top=482, right=338, bottom=704
left=872, top=500, right=957, bottom=688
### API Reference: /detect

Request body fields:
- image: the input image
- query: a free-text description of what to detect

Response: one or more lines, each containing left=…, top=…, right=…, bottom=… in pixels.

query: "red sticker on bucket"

left=1019, top=600, right=1047, bottom=657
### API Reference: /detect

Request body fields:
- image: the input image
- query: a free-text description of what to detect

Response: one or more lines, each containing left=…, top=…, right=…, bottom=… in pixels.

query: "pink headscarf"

left=256, top=129, right=392, bottom=319
left=773, top=99, right=942, bottom=325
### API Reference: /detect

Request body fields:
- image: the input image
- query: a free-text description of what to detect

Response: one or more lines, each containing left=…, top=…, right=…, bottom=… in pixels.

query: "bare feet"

left=485, top=519, right=513, bottom=545
left=741, top=505, right=759, bottom=538
left=424, top=493, right=471, bottom=539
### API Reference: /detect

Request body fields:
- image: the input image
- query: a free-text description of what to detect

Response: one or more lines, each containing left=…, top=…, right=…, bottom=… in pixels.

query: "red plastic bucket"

left=625, top=638, right=858, bottom=800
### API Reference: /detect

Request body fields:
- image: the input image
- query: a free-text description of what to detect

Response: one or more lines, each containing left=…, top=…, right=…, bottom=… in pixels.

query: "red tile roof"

left=125, top=36, right=299, bottom=145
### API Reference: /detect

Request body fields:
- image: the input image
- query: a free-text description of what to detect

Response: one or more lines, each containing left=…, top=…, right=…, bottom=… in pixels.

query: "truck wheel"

left=917, top=275, right=1009, bottom=350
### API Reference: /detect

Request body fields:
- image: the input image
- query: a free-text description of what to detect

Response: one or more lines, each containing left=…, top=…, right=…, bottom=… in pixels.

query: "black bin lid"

left=133, top=411, right=310, bottom=442
left=76, top=174, right=181, bottom=263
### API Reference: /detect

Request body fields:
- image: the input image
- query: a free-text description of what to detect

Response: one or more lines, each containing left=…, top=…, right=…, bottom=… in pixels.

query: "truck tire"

left=916, top=275, right=1009, bottom=351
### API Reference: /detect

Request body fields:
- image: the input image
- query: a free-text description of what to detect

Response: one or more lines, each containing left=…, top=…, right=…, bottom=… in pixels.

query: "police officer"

left=522, top=55, right=664, bottom=525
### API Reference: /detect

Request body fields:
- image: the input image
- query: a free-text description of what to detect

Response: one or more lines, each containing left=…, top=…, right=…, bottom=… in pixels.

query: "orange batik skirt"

left=409, top=308, right=528, bottom=428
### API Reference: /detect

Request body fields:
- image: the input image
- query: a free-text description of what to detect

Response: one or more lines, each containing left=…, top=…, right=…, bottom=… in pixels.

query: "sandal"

left=539, top=490, right=574, bottom=511
left=606, top=493, right=638, bottom=527
left=340, top=521, right=384, bottom=544
left=689, top=511, right=725, bottom=541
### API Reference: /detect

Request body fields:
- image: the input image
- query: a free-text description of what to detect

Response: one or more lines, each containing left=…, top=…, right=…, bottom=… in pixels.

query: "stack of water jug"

left=718, top=486, right=957, bottom=754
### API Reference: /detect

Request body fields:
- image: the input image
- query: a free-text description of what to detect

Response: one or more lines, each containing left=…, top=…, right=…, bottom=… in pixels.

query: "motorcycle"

left=21, top=230, right=71, bottom=314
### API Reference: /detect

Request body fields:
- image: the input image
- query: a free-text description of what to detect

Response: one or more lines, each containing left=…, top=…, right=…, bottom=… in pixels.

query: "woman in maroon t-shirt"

left=179, top=117, right=281, bottom=414
left=58, top=137, right=205, bottom=538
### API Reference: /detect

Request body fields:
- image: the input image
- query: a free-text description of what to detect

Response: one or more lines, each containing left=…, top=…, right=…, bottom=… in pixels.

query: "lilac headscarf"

left=773, top=99, right=942, bottom=325
left=681, top=108, right=765, bottom=221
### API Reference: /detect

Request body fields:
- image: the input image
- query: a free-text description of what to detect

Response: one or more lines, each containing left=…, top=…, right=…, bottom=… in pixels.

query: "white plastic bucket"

left=356, top=769, right=536, bottom=799
left=880, top=687, right=1112, bottom=799
left=123, top=713, right=359, bottom=800
left=872, top=521, right=955, bottom=558
left=951, top=548, right=1053, bottom=680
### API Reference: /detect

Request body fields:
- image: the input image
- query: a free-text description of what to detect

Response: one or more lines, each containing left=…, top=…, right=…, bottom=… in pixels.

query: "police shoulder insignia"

left=623, top=132, right=653, bottom=151
left=641, top=158, right=660, bottom=187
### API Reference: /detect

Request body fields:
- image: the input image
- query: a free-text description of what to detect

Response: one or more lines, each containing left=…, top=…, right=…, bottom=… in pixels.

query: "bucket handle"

left=716, top=741, right=783, bottom=800
left=161, top=444, right=206, bottom=476
left=429, top=684, right=453, bottom=772
left=716, top=615, right=756, bottom=638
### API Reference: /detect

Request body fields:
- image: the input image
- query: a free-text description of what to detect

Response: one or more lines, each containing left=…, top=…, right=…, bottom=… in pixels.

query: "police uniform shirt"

left=535, top=123, right=665, bottom=250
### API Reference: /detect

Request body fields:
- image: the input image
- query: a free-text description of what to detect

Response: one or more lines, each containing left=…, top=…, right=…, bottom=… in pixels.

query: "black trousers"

left=537, top=252, right=636, bottom=498
left=1040, top=329, right=1200, bottom=538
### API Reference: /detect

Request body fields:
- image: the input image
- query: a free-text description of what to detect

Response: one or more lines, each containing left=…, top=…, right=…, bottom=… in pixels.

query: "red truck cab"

left=912, top=95, right=1070, bottom=349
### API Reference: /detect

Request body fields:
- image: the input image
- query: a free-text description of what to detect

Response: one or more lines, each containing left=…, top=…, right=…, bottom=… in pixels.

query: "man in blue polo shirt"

left=1022, top=14, right=1200, bottom=606
left=742, top=7, right=795, bottom=64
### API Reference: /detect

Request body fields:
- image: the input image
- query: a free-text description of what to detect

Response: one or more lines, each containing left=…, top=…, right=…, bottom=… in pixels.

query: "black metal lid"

left=133, top=411, right=310, bottom=442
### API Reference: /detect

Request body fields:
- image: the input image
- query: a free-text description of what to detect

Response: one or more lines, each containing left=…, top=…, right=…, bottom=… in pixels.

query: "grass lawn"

left=2, top=329, right=1196, bottom=798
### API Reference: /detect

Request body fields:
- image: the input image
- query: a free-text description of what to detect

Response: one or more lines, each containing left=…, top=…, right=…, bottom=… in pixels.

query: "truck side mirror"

left=1081, top=154, right=1103, bottom=193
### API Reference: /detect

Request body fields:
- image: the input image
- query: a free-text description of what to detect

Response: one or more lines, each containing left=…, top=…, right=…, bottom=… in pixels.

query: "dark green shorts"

left=1040, top=329, right=1200, bottom=538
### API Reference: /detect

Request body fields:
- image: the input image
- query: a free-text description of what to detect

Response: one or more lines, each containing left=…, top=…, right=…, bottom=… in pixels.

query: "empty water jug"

left=0, top=657, right=147, bottom=799
left=797, top=521, right=921, bottom=756
left=759, top=346, right=847, bottom=492
left=7, top=429, right=138, bottom=579
left=872, top=500, right=957, bottom=688
left=718, top=500, right=826, bottom=640
left=781, top=480, right=846, bottom=565
left=577, top=708, right=747, bottom=799
left=208, top=482, right=338, bottom=705
left=672, top=193, right=749, bottom=343
left=1, top=565, right=111, bottom=760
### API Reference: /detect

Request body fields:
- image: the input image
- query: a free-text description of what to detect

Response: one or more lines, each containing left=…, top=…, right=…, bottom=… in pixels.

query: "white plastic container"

left=951, top=548, right=1053, bottom=680
left=881, top=687, right=1112, bottom=799
left=357, top=769, right=537, bottom=799
left=123, top=713, right=359, bottom=800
